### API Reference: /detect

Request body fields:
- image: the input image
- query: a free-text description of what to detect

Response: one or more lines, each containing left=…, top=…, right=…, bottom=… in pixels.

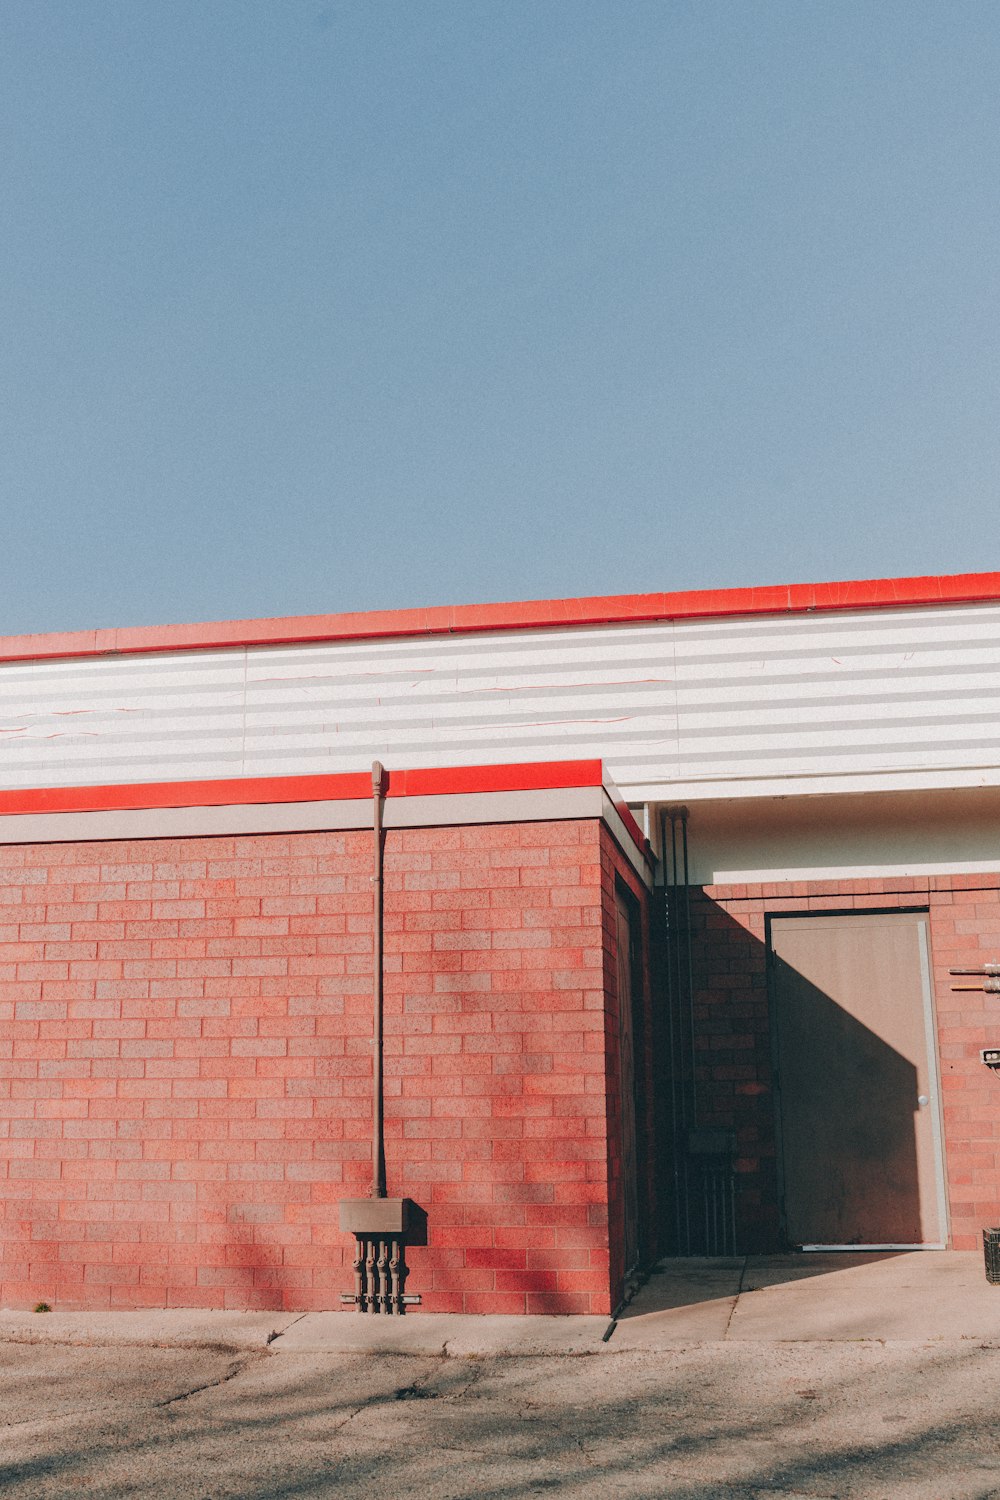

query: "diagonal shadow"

left=654, top=899, right=941, bottom=1309
left=1, top=1338, right=1000, bottom=1497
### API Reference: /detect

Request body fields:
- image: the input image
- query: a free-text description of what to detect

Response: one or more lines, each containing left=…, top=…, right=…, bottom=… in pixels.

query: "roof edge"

left=3, top=570, right=999, bottom=665
left=0, top=760, right=604, bottom=815
left=0, top=758, right=649, bottom=861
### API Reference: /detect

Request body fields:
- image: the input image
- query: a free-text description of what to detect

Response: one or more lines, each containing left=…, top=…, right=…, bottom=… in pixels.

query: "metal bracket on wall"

left=338, top=1199, right=421, bottom=1314
left=950, top=965, right=1000, bottom=992
left=339, top=1236, right=420, bottom=1314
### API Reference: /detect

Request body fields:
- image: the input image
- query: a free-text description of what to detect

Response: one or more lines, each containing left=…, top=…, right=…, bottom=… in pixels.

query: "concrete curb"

left=270, top=1311, right=612, bottom=1358
left=0, top=1309, right=613, bottom=1358
left=0, top=1310, right=297, bottom=1351
left=5, top=1254, right=999, bottom=1356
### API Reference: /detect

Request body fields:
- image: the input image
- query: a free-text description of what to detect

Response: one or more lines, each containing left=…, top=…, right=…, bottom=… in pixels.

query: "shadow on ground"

left=1, top=1336, right=1000, bottom=1497
left=617, top=1252, right=902, bottom=1318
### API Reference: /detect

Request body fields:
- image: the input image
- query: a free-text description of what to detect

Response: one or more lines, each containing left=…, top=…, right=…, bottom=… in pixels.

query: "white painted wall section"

left=3, top=601, right=1000, bottom=803
left=679, top=787, right=1000, bottom=885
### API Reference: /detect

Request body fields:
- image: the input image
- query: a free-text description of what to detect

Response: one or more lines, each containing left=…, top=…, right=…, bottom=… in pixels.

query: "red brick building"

left=2, top=570, right=1000, bottom=1311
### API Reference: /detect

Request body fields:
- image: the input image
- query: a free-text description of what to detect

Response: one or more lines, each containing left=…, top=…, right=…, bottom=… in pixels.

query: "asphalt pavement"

left=0, top=1253, right=998, bottom=1498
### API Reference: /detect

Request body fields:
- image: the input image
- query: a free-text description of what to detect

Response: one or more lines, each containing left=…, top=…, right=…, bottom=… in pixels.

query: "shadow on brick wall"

left=658, top=895, right=925, bottom=1257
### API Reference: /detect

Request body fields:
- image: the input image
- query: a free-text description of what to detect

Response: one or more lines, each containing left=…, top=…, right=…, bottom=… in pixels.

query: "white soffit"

left=662, top=785, right=1000, bottom=884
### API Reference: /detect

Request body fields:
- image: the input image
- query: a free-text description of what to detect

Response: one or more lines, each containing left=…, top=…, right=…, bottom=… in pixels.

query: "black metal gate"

left=659, top=807, right=739, bottom=1256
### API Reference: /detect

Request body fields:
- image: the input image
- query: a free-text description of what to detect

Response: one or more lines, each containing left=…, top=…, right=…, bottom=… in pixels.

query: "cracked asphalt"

left=1, top=1337, right=1000, bottom=1497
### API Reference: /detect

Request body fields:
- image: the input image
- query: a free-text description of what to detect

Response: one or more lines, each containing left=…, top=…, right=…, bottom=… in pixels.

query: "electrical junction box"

left=339, top=1198, right=410, bottom=1235
left=981, top=1049, right=1000, bottom=1070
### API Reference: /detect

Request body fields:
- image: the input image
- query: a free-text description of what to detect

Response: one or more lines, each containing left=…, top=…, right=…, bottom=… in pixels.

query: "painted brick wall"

left=688, top=876, right=1000, bottom=1252
left=384, top=818, right=618, bottom=1316
left=0, top=818, right=646, bottom=1314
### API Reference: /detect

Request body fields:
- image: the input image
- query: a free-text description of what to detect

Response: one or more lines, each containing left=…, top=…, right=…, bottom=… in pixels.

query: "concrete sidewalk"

left=1, top=1251, right=998, bottom=1357
left=614, top=1250, right=1000, bottom=1346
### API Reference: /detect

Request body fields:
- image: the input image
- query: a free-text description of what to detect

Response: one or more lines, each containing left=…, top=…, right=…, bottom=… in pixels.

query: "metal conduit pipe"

left=371, top=760, right=387, bottom=1200
left=660, top=807, right=683, bottom=1252
left=680, top=812, right=696, bottom=1126
left=661, top=806, right=695, bottom=1251
left=656, top=816, right=680, bottom=1248
left=338, top=761, right=421, bottom=1311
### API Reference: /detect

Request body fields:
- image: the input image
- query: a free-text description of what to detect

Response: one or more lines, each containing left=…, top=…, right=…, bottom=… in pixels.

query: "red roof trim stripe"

left=2, top=571, right=999, bottom=664
left=0, top=760, right=607, bottom=816
left=0, top=758, right=650, bottom=858
left=0, top=772, right=372, bottom=816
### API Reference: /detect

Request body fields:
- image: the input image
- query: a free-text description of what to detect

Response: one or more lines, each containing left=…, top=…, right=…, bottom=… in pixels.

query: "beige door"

left=770, top=912, right=946, bottom=1248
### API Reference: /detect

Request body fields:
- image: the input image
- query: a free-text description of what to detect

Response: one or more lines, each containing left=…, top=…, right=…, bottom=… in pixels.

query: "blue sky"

left=2, top=1, right=999, bottom=633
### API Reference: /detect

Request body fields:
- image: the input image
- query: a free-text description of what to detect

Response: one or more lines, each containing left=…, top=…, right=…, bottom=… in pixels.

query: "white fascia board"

left=621, top=765, right=1000, bottom=804
left=600, top=790, right=653, bottom=886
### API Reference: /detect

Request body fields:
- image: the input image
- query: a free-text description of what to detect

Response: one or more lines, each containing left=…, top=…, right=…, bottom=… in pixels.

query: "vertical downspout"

left=662, top=805, right=692, bottom=1253
left=371, top=760, right=387, bottom=1201
left=660, top=808, right=683, bottom=1254
left=681, top=812, right=696, bottom=1127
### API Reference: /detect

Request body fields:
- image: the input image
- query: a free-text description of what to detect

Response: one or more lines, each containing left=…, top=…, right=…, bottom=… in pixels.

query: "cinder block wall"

left=0, top=818, right=650, bottom=1314
left=687, top=876, right=1000, bottom=1252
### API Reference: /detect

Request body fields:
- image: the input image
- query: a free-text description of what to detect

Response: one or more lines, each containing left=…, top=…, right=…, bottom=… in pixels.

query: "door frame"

left=765, top=906, right=950, bottom=1252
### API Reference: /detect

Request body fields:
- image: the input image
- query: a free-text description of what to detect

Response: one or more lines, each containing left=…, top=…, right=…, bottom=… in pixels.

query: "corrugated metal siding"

left=3, top=602, right=1000, bottom=800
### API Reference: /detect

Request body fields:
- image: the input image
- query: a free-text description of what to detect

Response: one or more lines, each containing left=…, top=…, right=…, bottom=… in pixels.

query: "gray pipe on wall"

left=371, top=760, right=387, bottom=1200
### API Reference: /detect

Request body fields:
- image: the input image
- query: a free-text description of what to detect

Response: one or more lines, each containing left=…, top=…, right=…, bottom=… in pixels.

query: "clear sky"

left=3, top=1, right=999, bottom=634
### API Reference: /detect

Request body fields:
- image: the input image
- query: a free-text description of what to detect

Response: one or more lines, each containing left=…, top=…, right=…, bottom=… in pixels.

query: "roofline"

left=0, top=758, right=650, bottom=861
left=2, top=570, right=999, bottom=665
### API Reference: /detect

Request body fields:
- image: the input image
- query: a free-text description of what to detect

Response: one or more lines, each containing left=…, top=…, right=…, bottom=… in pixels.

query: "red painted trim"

left=3, top=571, right=1000, bottom=665
left=392, top=761, right=603, bottom=798
left=0, top=773, right=374, bottom=816
left=0, top=759, right=653, bottom=857
left=0, top=761, right=604, bottom=812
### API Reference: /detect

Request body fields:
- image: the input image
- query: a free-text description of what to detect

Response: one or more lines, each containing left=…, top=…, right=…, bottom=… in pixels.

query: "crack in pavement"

left=153, top=1352, right=266, bottom=1409
left=326, top=1400, right=370, bottom=1436
left=298, top=1356, right=454, bottom=1434
left=390, top=1359, right=451, bottom=1403
left=722, top=1257, right=749, bottom=1341
left=433, top=1359, right=485, bottom=1402
left=266, top=1312, right=308, bottom=1346
left=455, top=1362, right=485, bottom=1400
left=518, top=1408, right=598, bottom=1470
left=0, top=1407, right=125, bottom=1434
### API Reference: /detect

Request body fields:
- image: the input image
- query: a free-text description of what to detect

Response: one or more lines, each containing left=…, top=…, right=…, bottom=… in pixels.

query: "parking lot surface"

left=1, top=1255, right=999, bottom=1498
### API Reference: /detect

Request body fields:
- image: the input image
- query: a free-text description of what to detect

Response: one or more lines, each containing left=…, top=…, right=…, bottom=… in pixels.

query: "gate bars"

left=659, top=807, right=738, bottom=1256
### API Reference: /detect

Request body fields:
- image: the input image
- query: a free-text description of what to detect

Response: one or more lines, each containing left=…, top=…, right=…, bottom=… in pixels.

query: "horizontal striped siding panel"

left=2, top=602, right=1000, bottom=799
